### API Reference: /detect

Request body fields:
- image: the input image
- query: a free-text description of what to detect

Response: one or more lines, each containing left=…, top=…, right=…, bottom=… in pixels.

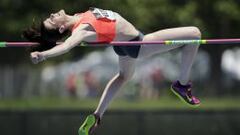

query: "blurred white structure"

left=40, top=47, right=210, bottom=98
left=0, top=47, right=212, bottom=98
left=222, top=47, right=240, bottom=80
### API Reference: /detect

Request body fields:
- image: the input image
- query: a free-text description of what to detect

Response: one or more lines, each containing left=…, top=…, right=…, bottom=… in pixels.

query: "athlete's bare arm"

left=30, top=24, right=97, bottom=64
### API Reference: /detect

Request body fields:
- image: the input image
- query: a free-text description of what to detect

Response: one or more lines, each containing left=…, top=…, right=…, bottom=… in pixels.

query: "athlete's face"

left=43, top=9, right=66, bottom=30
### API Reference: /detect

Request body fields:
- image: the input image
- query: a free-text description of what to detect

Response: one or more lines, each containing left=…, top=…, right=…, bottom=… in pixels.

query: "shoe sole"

left=171, top=86, right=200, bottom=108
left=79, top=114, right=96, bottom=135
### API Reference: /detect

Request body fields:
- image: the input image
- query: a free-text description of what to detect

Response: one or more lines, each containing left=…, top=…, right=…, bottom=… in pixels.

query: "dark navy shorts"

left=113, top=32, right=144, bottom=58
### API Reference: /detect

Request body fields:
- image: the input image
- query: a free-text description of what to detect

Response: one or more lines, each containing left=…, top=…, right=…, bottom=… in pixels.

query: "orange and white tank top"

left=72, top=7, right=116, bottom=43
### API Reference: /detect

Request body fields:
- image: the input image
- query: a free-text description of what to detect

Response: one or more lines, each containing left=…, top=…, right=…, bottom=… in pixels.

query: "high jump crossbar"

left=1, top=38, right=240, bottom=47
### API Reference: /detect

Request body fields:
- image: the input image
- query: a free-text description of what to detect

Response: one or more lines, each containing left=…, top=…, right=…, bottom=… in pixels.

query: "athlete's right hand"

left=30, top=52, right=45, bottom=64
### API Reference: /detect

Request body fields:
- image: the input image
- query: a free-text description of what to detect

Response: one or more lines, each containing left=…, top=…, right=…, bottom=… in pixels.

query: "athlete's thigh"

left=144, top=26, right=201, bottom=41
left=138, top=27, right=200, bottom=58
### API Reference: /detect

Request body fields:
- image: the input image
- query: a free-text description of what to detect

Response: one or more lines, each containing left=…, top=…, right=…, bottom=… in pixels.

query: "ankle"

left=93, top=113, right=101, bottom=125
left=178, top=80, right=187, bottom=86
left=176, top=80, right=192, bottom=87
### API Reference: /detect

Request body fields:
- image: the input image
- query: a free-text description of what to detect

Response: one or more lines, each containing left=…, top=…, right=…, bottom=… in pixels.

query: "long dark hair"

left=22, top=20, right=70, bottom=52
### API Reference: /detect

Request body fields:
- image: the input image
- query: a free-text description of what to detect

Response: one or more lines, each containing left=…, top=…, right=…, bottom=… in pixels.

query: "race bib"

left=90, top=7, right=116, bottom=21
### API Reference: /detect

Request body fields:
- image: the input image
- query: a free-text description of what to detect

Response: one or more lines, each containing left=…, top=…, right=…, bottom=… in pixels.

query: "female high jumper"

left=23, top=7, right=201, bottom=135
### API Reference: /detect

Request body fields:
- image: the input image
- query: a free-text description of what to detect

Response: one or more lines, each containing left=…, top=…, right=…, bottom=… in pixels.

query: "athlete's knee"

left=118, top=71, right=134, bottom=81
left=189, top=26, right=202, bottom=39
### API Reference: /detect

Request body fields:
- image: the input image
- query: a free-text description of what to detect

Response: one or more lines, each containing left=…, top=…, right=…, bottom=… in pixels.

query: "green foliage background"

left=1, top=0, right=240, bottom=40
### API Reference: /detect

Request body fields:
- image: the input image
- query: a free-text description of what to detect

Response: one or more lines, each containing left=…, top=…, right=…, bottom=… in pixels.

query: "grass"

left=0, top=96, right=240, bottom=111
